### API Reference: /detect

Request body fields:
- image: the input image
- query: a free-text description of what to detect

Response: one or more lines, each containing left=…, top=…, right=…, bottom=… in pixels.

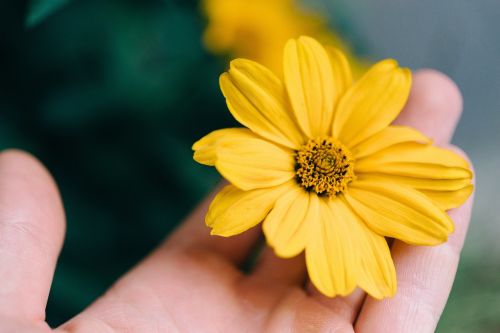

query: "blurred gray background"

left=318, top=0, right=500, bottom=331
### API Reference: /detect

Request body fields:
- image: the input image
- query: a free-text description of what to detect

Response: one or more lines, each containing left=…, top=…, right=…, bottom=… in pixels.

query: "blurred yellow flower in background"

left=202, top=0, right=366, bottom=76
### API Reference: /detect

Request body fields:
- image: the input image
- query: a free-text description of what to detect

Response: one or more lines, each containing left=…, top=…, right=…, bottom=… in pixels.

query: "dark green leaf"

left=25, top=0, right=71, bottom=27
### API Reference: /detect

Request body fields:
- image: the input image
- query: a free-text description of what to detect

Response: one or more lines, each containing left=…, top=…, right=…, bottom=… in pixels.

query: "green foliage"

left=25, top=0, right=71, bottom=27
left=3, top=0, right=228, bottom=325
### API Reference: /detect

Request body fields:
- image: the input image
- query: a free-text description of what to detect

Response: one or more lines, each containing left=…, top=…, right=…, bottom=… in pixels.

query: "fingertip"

left=394, top=69, right=463, bottom=145
left=413, top=69, right=463, bottom=109
left=0, top=149, right=65, bottom=235
left=0, top=149, right=66, bottom=320
left=445, top=145, right=474, bottom=169
left=0, top=149, right=54, bottom=181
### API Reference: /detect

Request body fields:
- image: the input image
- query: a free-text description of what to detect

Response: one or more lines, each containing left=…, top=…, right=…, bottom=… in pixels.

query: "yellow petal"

left=333, top=59, right=412, bottom=147
left=358, top=173, right=472, bottom=191
left=284, top=36, right=335, bottom=137
left=193, top=128, right=257, bottom=165
left=357, top=143, right=470, bottom=168
left=305, top=197, right=357, bottom=297
left=346, top=180, right=454, bottom=245
left=220, top=59, right=305, bottom=149
left=355, top=173, right=473, bottom=210
left=355, top=143, right=472, bottom=179
left=206, top=182, right=292, bottom=237
left=359, top=163, right=471, bottom=180
left=263, top=187, right=318, bottom=258
left=420, top=185, right=474, bottom=211
left=325, top=46, right=353, bottom=103
left=341, top=198, right=396, bottom=299
left=215, top=135, right=295, bottom=191
left=350, top=126, right=430, bottom=159
left=356, top=224, right=397, bottom=299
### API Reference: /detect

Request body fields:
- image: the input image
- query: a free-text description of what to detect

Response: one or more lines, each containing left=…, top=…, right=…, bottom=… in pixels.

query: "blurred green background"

left=0, top=0, right=498, bottom=331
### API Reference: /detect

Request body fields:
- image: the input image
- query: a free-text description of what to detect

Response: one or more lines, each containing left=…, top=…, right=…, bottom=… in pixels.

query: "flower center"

left=295, top=137, right=355, bottom=197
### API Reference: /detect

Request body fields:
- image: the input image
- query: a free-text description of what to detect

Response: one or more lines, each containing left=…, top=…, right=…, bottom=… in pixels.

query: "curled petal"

left=305, top=198, right=358, bottom=297
left=350, top=126, right=430, bottom=159
left=263, top=187, right=318, bottom=258
left=356, top=173, right=473, bottom=211
left=355, top=143, right=472, bottom=180
left=284, top=36, right=335, bottom=137
left=325, top=46, right=353, bottom=100
left=306, top=197, right=397, bottom=298
left=419, top=185, right=474, bottom=211
left=193, top=128, right=257, bottom=166
left=333, top=59, right=411, bottom=147
left=207, top=182, right=292, bottom=237
left=214, top=135, right=295, bottom=191
left=346, top=180, right=454, bottom=245
left=350, top=202, right=397, bottom=299
left=220, top=59, right=305, bottom=149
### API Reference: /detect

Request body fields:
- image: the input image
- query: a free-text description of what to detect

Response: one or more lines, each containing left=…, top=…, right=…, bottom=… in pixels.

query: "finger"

left=306, top=69, right=464, bottom=323
left=58, top=248, right=355, bottom=333
left=166, top=181, right=263, bottom=265
left=356, top=70, right=470, bottom=332
left=393, top=69, right=463, bottom=145
left=59, top=230, right=266, bottom=332
left=356, top=174, right=474, bottom=332
left=308, top=287, right=366, bottom=323
left=0, top=150, right=66, bottom=321
left=251, top=247, right=307, bottom=286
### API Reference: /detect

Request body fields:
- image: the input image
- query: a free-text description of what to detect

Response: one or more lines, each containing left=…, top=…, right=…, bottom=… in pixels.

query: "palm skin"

left=0, top=71, right=474, bottom=333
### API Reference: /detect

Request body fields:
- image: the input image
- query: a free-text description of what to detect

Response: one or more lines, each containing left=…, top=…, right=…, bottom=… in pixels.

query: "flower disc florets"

left=295, top=137, right=355, bottom=196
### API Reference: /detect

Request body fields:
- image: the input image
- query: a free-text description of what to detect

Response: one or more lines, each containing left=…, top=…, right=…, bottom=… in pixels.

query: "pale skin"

left=0, top=70, right=474, bottom=333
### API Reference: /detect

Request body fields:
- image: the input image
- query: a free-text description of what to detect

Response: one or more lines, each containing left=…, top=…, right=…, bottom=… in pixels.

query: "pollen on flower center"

left=295, top=137, right=355, bottom=197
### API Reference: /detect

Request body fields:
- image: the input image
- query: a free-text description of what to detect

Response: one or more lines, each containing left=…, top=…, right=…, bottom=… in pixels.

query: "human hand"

left=0, top=70, right=474, bottom=333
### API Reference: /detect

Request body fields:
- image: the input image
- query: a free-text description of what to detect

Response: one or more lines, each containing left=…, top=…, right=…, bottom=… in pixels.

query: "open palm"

left=0, top=71, right=474, bottom=333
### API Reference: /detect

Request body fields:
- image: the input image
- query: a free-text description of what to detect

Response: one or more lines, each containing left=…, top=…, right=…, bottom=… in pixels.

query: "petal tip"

left=298, top=35, right=318, bottom=44
left=228, top=58, right=253, bottom=71
left=284, top=38, right=298, bottom=54
left=371, top=285, right=397, bottom=300
left=219, top=72, right=231, bottom=95
left=374, top=58, right=399, bottom=71
left=209, top=228, right=230, bottom=237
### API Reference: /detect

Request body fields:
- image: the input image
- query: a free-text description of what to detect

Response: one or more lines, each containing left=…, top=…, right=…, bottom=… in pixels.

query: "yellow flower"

left=193, top=36, right=473, bottom=299
left=202, top=0, right=366, bottom=76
